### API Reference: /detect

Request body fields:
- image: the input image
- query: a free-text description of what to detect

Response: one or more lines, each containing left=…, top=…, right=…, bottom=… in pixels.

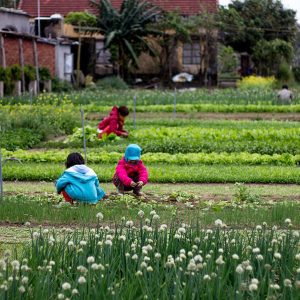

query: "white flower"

left=72, top=289, right=79, bottom=295
left=270, top=284, right=280, bottom=290
left=249, top=283, right=258, bottom=292
left=77, top=266, right=88, bottom=274
left=138, top=210, right=144, bottom=218
left=256, top=255, right=264, bottom=261
left=284, top=218, right=291, bottom=224
left=91, top=263, right=99, bottom=270
left=96, top=212, right=104, bottom=220
left=49, top=261, right=55, bottom=266
left=251, top=278, right=259, bottom=285
left=78, top=276, right=86, bottom=284
left=132, top=254, right=138, bottom=260
left=24, top=222, right=31, bottom=227
left=126, top=221, right=134, bottom=228
left=105, top=240, right=112, bottom=246
left=140, top=262, right=147, bottom=269
left=295, top=254, right=300, bottom=260
left=232, top=254, right=239, bottom=260
left=214, top=219, right=223, bottom=227
left=79, top=241, right=87, bottom=246
left=62, top=282, right=71, bottom=290
left=119, top=235, right=126, bottom=241
left=87, top=256, right=95, bottom=264
left=135, top=271, right=143, bottom=276
left=295, top=281, right=300, bottom=289
left=246, top=265, right=253, bottom=271
left=274, top=252, right=281, bottom=259
left=146, top=266, right=153, bottom=272
left=67, top=241, right=74, bottom=247
left=218, top=248, right=224, bottom=254
left=43, top=229, right=49, bottom=234
left=153, top=214, right=160, bottom=220
left=194, top=255, right=203, bottom=262
left=155, top=253, right=161, bottom=259
left=178, top=227, right=186, bottom=234
left=256, top=225, right=262, bottom=230
left=11, top=260, right=20, bottom=270
left=18, top=286, right=26, bottom=293
left=150, top=210, right=156, bottom=216
left=236, top=265, right=244, bottom=274
left=203, top=274, right=211, bottom=281
left=216, top=255, right=225, bottom=265
left=174, top=234, right=181, bottom=239
left=252, top=248, right=260, bottom=254
left=21, top=277, right=28, bottom=284
left=187, top=260, right=196, bottom=271
left=284, top=279, right=292, bottom=287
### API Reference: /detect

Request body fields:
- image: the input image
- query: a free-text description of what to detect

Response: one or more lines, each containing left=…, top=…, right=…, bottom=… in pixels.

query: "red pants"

left=62, top=190, right=74, bottom=205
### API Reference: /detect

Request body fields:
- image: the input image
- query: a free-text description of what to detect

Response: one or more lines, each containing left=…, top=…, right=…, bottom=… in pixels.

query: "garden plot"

left=0, top=216, right=300, bottom=299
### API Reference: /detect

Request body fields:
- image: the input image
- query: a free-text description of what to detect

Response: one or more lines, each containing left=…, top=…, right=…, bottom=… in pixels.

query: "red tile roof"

left=19, top=0, right=218, bottom=17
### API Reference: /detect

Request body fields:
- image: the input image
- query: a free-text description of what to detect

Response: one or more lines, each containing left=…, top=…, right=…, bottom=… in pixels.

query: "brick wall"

left=3, top=35, right=55, bottom=76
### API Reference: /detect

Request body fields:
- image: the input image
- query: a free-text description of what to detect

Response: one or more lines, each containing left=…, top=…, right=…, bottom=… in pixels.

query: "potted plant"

left=39, top=67, right=52, bottom=92
left=10, top=64, right=22, bottom=96
left=24, top=65, right=37, bottom=95
left=0, top=67, right=5, bottom=98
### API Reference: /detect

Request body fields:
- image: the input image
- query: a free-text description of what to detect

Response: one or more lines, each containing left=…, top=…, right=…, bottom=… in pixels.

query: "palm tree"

left=92, top=0, right=161, bottom=79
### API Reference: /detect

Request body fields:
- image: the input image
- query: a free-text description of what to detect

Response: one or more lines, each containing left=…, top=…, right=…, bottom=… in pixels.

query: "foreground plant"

left=0, top=214, right=300, bottom=299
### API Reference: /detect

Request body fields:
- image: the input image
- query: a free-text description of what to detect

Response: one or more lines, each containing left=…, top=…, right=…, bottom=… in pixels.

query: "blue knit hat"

left=124, top=144, right=141, bottom=161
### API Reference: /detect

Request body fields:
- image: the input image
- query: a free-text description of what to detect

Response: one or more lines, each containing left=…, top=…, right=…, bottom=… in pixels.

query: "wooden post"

left=133, top=95, right=137, bottom=129
left=76, top=29, right=82, bottom=89
left=80, top=107, right=87, bottom=163
left=19, top=38, right=25, bottom=93
left=32, top=38, right=40, bottom=93
left=0, top=34, right=6, bottom=68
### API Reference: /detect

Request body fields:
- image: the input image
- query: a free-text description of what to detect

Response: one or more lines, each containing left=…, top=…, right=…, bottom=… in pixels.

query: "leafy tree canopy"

left=65, top=12, right=97, bottom=27
left=219, top=0, right=297, bottom=54
left=92, top=0, right=161, bottom=77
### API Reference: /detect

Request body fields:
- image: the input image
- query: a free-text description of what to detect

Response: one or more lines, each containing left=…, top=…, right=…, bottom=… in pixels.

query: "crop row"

left=3, top=87, right=300, bottom=105
left=0, top=218, right=299, bottom=299
left=3, top=163, right=300, bottom=183
left=60, top=126, right=300, bottom=155
left=3, top=149, right=300, bottom=166
left=85, top=103, right=300, bottom=113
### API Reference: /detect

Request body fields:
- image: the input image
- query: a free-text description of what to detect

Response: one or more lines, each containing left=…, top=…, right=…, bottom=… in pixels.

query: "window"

left=182, top=42, right=201, bottom=65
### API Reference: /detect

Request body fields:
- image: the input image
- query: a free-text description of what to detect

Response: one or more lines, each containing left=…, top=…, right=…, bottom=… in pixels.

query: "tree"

left=188, top=12, right=218, bottom=85
left=252, top=39, right=293, bottom=76
left=154, top=11, right=190, bottom=86
left=92, top=0, right=161, bottom=79
left=219, top=0, right=297, bottom=54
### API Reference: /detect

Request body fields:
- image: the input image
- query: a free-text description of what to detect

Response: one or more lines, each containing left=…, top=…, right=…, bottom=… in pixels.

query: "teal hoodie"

left=56, top=165, right=105, bottom=204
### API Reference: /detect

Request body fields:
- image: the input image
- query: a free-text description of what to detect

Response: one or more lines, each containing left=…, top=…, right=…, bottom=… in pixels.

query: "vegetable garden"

left=1, top=87, right=300, bottom=299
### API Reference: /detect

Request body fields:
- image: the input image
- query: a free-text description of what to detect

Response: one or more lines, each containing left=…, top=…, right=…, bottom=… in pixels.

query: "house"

left=18, top=0, right=219, bottom=84
left=0, top=7, right=73, bottom=89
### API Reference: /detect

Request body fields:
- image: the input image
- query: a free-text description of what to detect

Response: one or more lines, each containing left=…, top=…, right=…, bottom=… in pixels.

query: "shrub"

left=52, top=77, right=73, bottom=92
left=39, top=67, right=52, bottom=81
left=292, top=66, right=300, bottom=83
left=237, top=75, right=276, bottom=89
left=24, top=65, right=36, bottom=82
left=277, top=63, right=292, bottom=81
left=10, top=64, right=22, bottom=81
left=96, top=76, right=128, bottom=90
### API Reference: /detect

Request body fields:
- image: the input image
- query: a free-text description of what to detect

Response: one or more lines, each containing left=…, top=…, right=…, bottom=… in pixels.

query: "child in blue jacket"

left=56, top=153, right=105, bottom=204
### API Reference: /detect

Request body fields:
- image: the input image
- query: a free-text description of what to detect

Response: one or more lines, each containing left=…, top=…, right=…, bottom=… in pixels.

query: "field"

left=1, top=87, right=300, bottom=299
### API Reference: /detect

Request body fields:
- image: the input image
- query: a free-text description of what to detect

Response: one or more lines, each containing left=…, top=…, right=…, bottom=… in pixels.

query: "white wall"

left=55, top=44, right=72, bottom=82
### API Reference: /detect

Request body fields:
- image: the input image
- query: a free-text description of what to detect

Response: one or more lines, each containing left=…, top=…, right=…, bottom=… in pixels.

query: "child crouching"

left=113, top=144, right=148, bottom=196
left=56, top=152, right=105, bottom=204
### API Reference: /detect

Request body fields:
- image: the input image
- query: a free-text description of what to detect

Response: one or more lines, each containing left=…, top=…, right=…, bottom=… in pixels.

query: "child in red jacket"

left=98, top=106, right=129, bottom=138
left=113, top=144, right=148, bottom=196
